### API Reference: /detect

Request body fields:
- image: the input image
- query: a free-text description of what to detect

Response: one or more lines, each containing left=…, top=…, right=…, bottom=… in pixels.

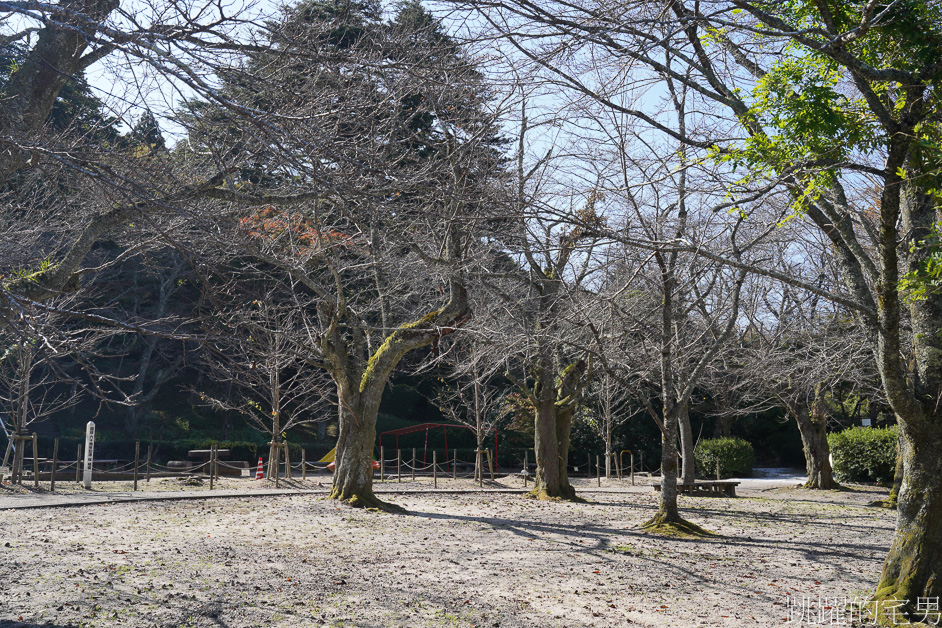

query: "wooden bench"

left=652, top=480, right=740, bottom=497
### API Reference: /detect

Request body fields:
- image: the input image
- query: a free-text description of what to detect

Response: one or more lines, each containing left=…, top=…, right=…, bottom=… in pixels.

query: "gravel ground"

left=0, top=477, right=895, bottom=628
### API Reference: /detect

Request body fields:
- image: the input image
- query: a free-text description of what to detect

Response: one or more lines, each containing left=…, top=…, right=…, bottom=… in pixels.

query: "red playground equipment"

left=377, top=423, right=498, bottom=466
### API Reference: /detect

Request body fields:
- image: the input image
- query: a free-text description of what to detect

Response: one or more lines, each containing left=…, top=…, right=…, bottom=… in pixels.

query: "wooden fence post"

left=433, top=451, right=438, bottom=489
left=75, top=444, right=82, bottom=483
left=523, top=450, right=528, bottom=488
left=597, top=455, right=601, bottom=487
left=477, top=450, right=483, bottom=488
left=397, top=449, right=401, bottom=483
left=380, top=446, right=385, bottom=482
left=133, top=441, right=140, bottom=491
left=302, top=449, right=307, bottom=482
left=31, top=433, right=39, bottom=487
left=411, top=448, right=416, bottom=482
left=285, top=443, right=292, bottom=481
left=50, top=438, right=59, bottom=493
left=452, top=449, right=457, bottom=480
left=146, top=445, right=152, bottom=483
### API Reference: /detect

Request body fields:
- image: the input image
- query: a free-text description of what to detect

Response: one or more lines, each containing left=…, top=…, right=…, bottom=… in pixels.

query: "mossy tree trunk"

left=530, top=357, right=588, bottom=501
left=869, top=179, right=942, bottom=618
left=873, top=422, right=942, bottom=616
left=322, top=279, right=469, bottom=510
left=329, top=383, right=383, bottom=506
left=885, top=429, right=904, bottom=509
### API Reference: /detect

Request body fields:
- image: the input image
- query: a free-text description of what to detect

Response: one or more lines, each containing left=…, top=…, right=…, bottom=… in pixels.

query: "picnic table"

left=652, top=480, right=739, bottom=497
left=188, top=449, right=231, bottom=463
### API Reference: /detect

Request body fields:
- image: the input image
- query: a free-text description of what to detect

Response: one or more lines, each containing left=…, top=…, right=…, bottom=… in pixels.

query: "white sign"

left=83, top=421, right=95, bottom=489
left=862, top=419, right=872, bottom=427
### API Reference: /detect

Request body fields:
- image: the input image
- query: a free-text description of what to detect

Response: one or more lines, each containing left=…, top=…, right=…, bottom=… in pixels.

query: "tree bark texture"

left=531, top=359, right=587, bottom=501
left=328, top=385, right=383, bottom=507
left=873, top=423, right=942, bottom=617
left=649, top=404, right=681, bottom=525
left=325, top=280, right=469, bottom=509
left=792, top=390, right=836, bottom=490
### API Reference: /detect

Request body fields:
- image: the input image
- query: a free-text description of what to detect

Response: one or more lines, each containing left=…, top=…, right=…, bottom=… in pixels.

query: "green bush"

left=828, top=426, right=897, bottom=483
left=694, top=437, right=754, bottom=479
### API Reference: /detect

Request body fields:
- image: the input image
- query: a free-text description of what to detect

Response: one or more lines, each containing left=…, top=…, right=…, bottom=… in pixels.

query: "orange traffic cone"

left=255, top=457, right=264, bottom=480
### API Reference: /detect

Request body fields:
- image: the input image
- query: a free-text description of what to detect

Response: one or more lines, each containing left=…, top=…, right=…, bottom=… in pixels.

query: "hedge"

left=828, top=426, right=897, bottom=484
left=694, top=437, right=754, bottom=479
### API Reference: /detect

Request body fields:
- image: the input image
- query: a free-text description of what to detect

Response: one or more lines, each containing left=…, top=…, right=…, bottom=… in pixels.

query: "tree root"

left=641, top=513, right=716, bottom=537
left=526, top=486, right=587, bottom=503
left=871, top=585, right=932, bottom=626
left=802, top=480, right=843, bottom=490
left=326, top=488, right=405, bottom=513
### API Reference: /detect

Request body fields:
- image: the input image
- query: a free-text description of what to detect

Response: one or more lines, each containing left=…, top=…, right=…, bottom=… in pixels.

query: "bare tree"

left=0, top=299, right=118, bottom=483
left=197, top=286, right=332, bottom=482
left=477, top=104, right=607, bottom=500
left=452, top=0, right=942, bottom=608
left=432, top=334, right=506, bottom=480
left=740, top=282, right=880, bottom=489
left=178, top=1, right=509, bottom=509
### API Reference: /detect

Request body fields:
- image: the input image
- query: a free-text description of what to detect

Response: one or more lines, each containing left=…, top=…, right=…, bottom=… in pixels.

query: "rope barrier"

left=216, top=461, right=251, bottom=469
left=12, top=444, right=623, bottom=485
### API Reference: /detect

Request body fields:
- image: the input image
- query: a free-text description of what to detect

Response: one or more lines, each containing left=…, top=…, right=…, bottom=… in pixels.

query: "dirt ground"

left=0, top=476, right=896, bottom=628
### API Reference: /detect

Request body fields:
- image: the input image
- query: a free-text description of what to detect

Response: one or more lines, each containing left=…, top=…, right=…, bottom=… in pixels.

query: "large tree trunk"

left=328, top=385, right=384, bottom=508
left=873, top=421, right=942, bottom=617
left=870, top=181, right=942, bottom=620
left=678, top=403, right=695, bottom=485
left=531, top=359, right=586, bottom=501
left=532, top=394, right=571, bottom=499
left=325, top=278, right=469, bottom=510
left=793, top=392, right=836, bottom=489
left=713, top=414, right=732, bottom=438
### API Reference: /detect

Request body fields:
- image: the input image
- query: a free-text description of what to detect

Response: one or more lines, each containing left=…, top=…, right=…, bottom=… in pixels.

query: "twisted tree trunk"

left=793, top=388, right=836, bottom=490
left=329, top=384, right=384, bottom=507
left=324, top=280, right=469, bottom=510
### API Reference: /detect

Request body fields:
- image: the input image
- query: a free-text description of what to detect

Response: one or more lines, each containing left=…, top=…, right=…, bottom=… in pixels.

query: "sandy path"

left=0, top=480, right=894, bottom=628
